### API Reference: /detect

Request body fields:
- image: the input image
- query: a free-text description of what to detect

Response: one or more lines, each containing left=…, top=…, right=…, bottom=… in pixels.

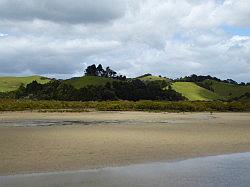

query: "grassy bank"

left=0, top=99, right=249, bottom=112
left=0, top=76, right=50, bottom=92
left=172, top=82, right=221, bottom=101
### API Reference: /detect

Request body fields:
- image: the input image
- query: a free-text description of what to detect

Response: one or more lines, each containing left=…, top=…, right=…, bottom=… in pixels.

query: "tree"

left=85, top=64, right=97, bottom=76
left=240, top=82, right=246, bottom=86
left=225, top=79, right=238, bottom=85
left=97, top=64, right=104, bottom=76
left=15, top=84, right=26, bottom=99
left=26, top=81, right=42, bottom=94
left=84, top=64, right=126, bottom=81
left=55, top=83, right=77, bottom=101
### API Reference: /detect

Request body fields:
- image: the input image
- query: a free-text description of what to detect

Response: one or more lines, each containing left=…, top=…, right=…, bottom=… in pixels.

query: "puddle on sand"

left=0, top=119, right=172, bottom=127
left=1, top=152, right=250, bottom=187
left=0, top=113, right=217, bottom=127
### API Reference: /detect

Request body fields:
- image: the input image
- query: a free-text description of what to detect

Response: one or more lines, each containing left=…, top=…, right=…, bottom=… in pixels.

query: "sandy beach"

left=0, top=111, right=250, bottom=175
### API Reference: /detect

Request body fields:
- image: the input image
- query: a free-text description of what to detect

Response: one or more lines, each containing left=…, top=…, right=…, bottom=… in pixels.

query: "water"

left=0, top=114, right=216, bottom=127
left=0, top=119, right=171, bottom=127
left=1, top=152, right=250, bottom=187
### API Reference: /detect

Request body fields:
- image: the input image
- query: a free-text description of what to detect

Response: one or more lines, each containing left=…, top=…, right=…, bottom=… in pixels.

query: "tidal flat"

left=0, top=111, right=250, bottom=176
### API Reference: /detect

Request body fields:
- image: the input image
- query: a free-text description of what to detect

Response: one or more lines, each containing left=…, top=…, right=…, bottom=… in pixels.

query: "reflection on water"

left=1, top=152, right=250, bottom=187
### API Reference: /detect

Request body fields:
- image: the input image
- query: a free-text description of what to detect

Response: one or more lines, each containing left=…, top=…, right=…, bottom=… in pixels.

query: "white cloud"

left=218, top=0, right=250, bottom=27
left=0, top=0, right=126, bottom=24
left=0, top=32, right=8, bottom=37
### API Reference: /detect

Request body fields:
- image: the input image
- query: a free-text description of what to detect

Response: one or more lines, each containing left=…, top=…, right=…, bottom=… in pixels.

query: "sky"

left=0, top=0, right=250, bottom=82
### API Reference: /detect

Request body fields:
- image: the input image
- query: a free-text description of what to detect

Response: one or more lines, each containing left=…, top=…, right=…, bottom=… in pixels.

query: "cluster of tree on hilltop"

left=177, top=74, right=221, bottom=82
left=136, top=73, right=153, bottom=79
left=176, top=74, right=250, bottom=86
left=13, top=79, right=185, bottom=101
left=85, top=64, right=126, bottom=81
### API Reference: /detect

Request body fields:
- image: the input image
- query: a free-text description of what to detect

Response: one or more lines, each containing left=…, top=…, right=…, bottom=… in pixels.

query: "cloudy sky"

left=0, top=0, right=250, bottom=81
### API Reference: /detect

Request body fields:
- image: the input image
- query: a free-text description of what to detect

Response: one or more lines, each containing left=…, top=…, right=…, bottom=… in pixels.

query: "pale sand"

left=0, top=112, right=250, bottom=175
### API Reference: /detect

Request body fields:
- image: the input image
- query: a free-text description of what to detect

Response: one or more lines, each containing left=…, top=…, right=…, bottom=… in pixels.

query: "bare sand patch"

left=0, top=112, right=250, bottom=175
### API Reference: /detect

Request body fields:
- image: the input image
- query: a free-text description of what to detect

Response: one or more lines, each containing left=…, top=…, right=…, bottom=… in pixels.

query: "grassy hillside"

left=65, top=76, right=116, bottom=89
left=172, top=82, right=222, bottom=101
left=0, top=76, right=50, bottom=92
left=138, top=75, right=170, bottom=82
left=203, top=80, right=250, bottom=99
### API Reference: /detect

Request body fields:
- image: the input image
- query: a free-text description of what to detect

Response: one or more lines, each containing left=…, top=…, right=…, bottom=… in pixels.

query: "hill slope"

left=203, top=80, right=250, bottom=99
left=0, top=76, right=50, bottom=92
left=65, top=76, right=116, bottom=89
left=172, top=82, right=221, bottom=101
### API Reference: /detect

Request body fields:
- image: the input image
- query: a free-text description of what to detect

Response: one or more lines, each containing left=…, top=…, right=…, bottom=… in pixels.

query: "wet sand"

left=1, top=152, right=250, bottom=187
left=0, top=111, right=250, bottom=175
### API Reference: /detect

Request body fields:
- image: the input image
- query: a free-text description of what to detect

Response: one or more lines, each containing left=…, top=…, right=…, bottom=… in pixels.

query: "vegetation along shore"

left=0, top=99, right=249, bottom=112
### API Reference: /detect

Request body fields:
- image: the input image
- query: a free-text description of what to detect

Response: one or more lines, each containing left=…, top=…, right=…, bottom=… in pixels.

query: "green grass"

left=172, top=82, right=222, bottom=101
left=203, top=80, right=250, bottom=99
left=138, top=75, right=170, bottom=82
left=64, top=76, right=117, bottom=89
left=0, top=76, right=51, bottom=92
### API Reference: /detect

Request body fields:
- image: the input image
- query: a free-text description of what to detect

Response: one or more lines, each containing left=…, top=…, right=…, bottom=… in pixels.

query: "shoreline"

left=1, top=151, right=250, bottom=177
left=1, top=152, right=250, bottom=187
left=1, top=111, right=250, bottom=175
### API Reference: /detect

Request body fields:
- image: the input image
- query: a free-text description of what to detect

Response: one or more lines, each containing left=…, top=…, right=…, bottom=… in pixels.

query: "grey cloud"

left=0, top=0, right=126, bottom=24
left=0, top=36, right=121, bottom=75
left=0, top=0, right=250, bottom=82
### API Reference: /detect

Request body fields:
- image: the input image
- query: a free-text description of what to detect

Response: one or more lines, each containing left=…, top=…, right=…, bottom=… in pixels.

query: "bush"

left=0, top=99, right=249, bottom=112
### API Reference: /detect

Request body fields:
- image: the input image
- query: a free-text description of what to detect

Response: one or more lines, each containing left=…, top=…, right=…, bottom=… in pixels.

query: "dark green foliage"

left=85, top=64, right=98, bottom=76
left=224, top=79, right=238, bottom=85
left=85, top=64, right=126, bottom=80
left=196, top=82, right=214, bottom=92
left=13, top=79, right=185, bottom=102
left=177, top=74, right=249, bottom=86
left=177, top=74, right=222, bottom=82
left=0, top=91, right=15, bottom=99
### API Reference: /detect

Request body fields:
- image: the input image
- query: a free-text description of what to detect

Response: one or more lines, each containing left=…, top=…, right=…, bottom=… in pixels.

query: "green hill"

left=203, top=80, right=250, bottom=99
left=0, top=76, right=51, bottom=92
left=64, top=76, right=116, bottom=89
left=172, top=82, right=222, bottom=101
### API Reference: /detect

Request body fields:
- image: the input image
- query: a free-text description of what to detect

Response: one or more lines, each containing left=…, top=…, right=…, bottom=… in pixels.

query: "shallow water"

left=0, top=119, right=163, bottom=127
left=1, top=152, right=250, bottom=187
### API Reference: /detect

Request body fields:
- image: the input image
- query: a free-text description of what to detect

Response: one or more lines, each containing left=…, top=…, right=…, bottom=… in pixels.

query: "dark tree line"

left=176, top=74, right=250, bottom=86
left=177, top=74, right=222, bottom=82
left=14, top=79, right=185, bottom=101
left=85, top=64, right=126, bottom=81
